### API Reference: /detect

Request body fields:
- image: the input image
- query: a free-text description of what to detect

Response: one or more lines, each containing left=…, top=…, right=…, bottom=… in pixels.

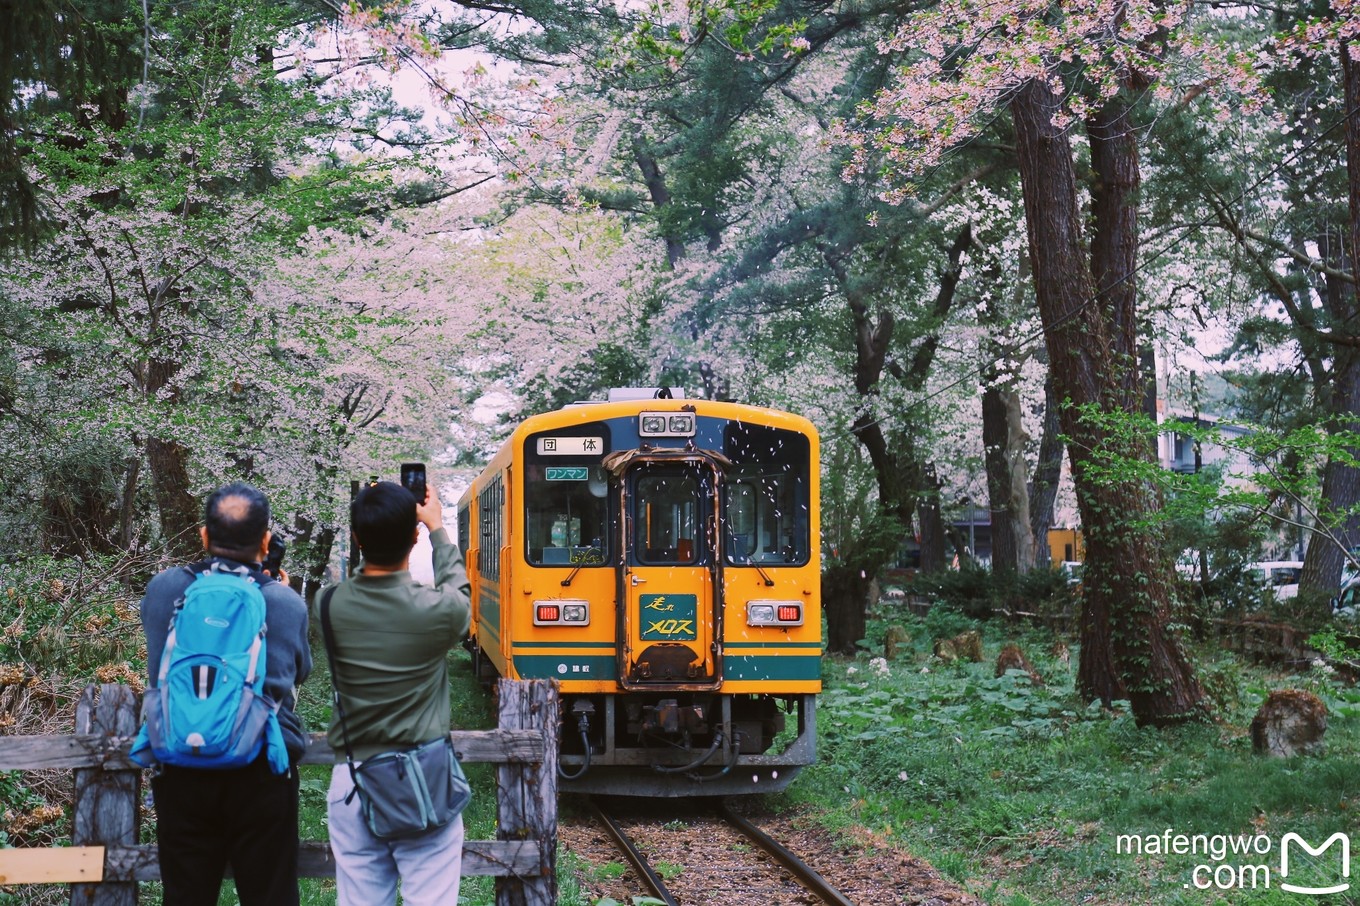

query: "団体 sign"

left=537, top=436, right=604, bottom=456
left=545, top=467, right=589, bottom=481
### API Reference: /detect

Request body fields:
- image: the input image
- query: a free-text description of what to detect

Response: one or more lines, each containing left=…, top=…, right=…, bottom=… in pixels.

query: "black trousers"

left=151, top=756, right=300, bottom=906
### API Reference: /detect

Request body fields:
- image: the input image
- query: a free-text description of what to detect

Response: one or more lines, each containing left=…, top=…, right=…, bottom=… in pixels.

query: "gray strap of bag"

left=318, top=586, right=365, bottom=804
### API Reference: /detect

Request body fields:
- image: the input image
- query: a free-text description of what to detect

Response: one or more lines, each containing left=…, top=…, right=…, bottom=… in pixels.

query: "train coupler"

left=641, top=699, right=708, bottom=735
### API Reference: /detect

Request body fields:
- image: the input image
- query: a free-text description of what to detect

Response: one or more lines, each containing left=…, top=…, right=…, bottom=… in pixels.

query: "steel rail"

left=718, top=801, right=857, bottom=906
left=588, top=798, right=678, bottom=906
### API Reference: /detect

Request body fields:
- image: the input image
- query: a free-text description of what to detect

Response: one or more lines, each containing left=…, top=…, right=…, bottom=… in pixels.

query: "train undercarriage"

left=553, top=691, right=816, bottom=798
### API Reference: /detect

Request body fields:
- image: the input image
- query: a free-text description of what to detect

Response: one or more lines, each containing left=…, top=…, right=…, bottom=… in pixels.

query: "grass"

left=787, top=605, right=1360, bottom=905
left=9, top=579, right=1355, bottom=906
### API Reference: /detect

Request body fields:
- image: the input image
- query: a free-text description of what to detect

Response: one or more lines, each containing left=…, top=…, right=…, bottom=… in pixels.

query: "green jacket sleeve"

left=429, top=526, right=472, bottom=644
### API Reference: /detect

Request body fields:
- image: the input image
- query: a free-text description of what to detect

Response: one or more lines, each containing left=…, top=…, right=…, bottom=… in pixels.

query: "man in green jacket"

left=321, top=479, right=471, bottom=906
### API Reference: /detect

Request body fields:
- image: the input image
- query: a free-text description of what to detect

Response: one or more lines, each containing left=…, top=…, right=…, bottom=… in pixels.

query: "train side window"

left=725, top=483, right=757, bottom=561
left=478, top=475, right=504, bottom=580
left=457, top=506, right=470, bottom=551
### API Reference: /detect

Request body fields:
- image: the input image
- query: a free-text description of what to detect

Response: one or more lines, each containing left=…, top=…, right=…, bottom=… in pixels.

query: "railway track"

left=586, top=796, right=857, bottom=906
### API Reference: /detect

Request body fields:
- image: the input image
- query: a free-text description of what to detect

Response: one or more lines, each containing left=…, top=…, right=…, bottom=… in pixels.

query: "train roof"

left=508, top=392, right=818, bottom=443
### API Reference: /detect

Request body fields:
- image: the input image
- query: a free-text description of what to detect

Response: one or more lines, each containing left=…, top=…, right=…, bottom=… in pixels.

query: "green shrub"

left=908, top=564, right=996, bottom=617
left=921, top=600, right=978, bottom=640
left=1264, top=587, right=1333, bottom=632
left=905, top=565, right=1076, bottom=622
left=0, top=553, right=149, bottom=678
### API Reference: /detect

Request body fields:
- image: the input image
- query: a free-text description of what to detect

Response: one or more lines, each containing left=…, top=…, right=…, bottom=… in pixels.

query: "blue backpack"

left=131, top=563, right=289, bottom=774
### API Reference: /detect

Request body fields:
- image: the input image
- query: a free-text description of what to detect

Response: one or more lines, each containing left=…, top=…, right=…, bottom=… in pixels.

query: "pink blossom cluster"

left=842, top=0, right=1276, bottom=197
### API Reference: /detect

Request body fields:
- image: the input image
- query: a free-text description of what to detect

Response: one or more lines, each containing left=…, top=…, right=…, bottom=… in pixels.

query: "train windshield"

left=524, top=465, right=610, bottom=566
left=722, top=424, right=811, bottom=566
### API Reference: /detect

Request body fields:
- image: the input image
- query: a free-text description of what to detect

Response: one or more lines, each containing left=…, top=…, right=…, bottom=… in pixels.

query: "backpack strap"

left=319, top=586, right=363, bottom=797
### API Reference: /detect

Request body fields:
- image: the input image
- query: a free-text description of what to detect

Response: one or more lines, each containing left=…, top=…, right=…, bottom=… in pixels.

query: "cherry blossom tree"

left=840, top=0, right=1272, bottom=721
left=1154, top=6, right=1360, bottom=598
left=0, top=0, right=460, bottom=566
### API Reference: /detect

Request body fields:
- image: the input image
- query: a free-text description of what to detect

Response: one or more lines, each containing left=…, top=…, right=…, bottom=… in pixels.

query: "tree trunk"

left=822, top=562, right=872, bottom=655
left=982, top=384, right=1025, bottom=573
left=147, top=436, right=199, bottom=555
left=1004, top=387, right=1035, bottom=571
left=1345, top=37, right=1360, bottom=328
left=917, top=464, right=950, bottom=572
left=1301, top=40, right=1360, bottom=592
left=1307, top=457, right=1360, bottom=583
left=1012, top=81, right=1206, bottom=724
left=117, top=456, right=141, bottom=552
left=1028, top=374, right=1063, bottom=569
left=832, top=253, right=916, bottom=530
left=632, top=135, right=684, bottom=268
left=980, top=261, right=1035, bottom=576
left=1302, top=346, right=1360, bottom=590
left=144, top=357, right=199, bottom=556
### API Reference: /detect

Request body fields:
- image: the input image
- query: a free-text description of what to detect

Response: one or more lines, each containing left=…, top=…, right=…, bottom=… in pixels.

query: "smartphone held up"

left=400, top=462, right=427, bottom=503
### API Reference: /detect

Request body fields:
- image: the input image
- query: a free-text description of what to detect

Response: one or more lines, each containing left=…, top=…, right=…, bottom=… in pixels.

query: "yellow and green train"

left=457, top=389, right=821, bottom=796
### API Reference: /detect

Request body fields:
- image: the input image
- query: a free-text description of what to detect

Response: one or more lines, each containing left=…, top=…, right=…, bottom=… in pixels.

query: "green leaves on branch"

left=1068, top=401, right=1355, bottom=539
left=619, top=0, right=809, bottom=71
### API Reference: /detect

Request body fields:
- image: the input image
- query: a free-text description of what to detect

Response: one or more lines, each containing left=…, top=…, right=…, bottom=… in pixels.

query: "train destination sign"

left=545, top=467, right=588, bottom=481
left=537, top=436, right=604, bottom=456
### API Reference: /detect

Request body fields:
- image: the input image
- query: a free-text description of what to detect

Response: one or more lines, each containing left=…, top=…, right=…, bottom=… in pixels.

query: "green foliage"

left=905, top=564, right=1076, bottom=621
left=796, top=615, right=1360, bottom=905
left=0, top=0, right=448, bottom=569
left=0, top=771, right=43, bottom=847
left=1309, top=627, right=1360, bottom=663
left=1075, top=403, right=1360, bottom=566
left=0, top=553, right=146, bottom=678
left=621, top=0, right=808, bottom=67
left=1261, top=588, right=1334, bottom=634
left=919, top=598, right=981, bottom=640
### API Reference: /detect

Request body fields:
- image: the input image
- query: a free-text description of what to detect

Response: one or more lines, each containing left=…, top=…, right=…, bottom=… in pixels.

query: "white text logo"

left=1280, top=832, right=1350, bottom=895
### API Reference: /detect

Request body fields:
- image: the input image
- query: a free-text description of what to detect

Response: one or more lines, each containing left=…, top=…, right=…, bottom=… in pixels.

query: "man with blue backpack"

left=133, top=482, right=312, bottom=905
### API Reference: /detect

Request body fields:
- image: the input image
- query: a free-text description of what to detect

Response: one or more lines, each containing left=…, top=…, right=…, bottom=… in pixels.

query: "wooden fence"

left=0, top=679, right=559, bottom=905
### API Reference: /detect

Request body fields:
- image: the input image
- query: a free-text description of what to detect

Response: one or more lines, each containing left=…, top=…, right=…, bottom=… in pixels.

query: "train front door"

left=619, top=459, right=721, bottom=689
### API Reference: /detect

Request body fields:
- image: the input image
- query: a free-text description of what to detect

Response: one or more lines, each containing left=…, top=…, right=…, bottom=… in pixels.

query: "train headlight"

left=639, top=411, right=696, bottom=437
left=746, top=600, right=803, bottom=626
left=534, top=599, right=590, bottom=626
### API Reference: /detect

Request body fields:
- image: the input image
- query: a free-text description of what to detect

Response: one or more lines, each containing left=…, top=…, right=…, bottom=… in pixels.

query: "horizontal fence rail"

left=0, top=680, right=559, bottom=906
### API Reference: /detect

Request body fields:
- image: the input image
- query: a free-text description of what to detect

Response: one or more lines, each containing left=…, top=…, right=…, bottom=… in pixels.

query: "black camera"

left=400, top=462, right=427, bottom=503
left=261, top=534, right=286, bottom=578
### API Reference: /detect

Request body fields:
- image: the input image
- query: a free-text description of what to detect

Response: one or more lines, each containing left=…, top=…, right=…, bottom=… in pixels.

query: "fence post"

left=494, top=679, right=559, bottom=906
left=69, top=684, right=140, bottom=906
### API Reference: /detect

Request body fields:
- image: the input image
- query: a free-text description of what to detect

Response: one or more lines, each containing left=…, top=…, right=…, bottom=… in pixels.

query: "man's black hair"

left=351, top=480, right=418, bottom=567
left=204, top=482, right=271, bottom=562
